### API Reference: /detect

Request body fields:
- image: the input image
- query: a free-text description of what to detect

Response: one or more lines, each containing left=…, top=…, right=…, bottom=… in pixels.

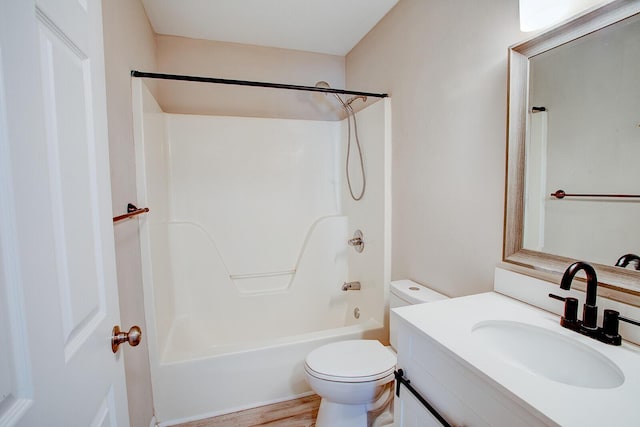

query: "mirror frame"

left=503, top=0, right=640, bottom=305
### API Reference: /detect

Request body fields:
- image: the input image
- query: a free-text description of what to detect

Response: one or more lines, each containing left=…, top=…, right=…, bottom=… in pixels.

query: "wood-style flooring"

left=173, top=394, right=321, bottom=427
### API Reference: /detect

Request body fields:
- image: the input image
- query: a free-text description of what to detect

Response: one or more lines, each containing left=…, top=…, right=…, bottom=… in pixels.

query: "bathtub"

left=152, top=317, right=385, bottom=425
left=132, top=79, right=391, bottom=425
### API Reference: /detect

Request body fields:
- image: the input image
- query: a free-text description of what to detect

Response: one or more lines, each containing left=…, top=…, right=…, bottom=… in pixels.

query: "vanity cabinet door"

left=393, top=316, right=552, bottom=427
left=395, top=388, right=449, bottom=427
left=394, top=324, right=489, bottom=427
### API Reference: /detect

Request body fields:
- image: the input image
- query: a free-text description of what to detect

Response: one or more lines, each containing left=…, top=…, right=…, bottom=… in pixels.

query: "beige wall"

left=156, top=35, right=345, bottom=87
left=102, top=1, right=157, bottom=426
left=347, top=0, right=525, bottom=297
left=155, top=35, right=346, bottom=119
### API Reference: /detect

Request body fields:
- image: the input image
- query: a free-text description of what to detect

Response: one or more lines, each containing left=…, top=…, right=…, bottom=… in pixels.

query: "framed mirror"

left=504, top=0, right=640, bottom=304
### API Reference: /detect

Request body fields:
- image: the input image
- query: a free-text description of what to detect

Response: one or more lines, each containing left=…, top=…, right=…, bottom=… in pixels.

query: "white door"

left=0, top=0, right=129, bottom=425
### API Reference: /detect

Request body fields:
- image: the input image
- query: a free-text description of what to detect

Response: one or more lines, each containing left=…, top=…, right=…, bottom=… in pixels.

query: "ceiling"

left=140, top=0, right=399, bottom=56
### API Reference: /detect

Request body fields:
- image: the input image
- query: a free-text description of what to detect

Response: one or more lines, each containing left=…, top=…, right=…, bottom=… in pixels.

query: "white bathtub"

left=152, top=317, right=384, bottom=425
left=132, top=80, right=391, bottom=425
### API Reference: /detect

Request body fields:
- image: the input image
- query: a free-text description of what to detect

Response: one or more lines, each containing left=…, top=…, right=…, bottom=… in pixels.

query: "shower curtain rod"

left=131, top=70, right=388, bottom=98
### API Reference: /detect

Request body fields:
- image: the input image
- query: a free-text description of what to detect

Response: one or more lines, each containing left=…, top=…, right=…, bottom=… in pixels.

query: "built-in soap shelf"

left=230, top=270, right=296, bottom=280
left=230, top=270, right=296, bottom=295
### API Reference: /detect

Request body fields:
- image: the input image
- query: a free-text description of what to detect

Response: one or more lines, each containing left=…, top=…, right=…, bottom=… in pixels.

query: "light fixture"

left=519, top=0, right=610, bottom=32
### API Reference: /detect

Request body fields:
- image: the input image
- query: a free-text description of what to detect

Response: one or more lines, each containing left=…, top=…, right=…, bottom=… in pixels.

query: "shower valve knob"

left=348, top=237, right=363, bottom=246
left=348, top=230, right=364, bottom=253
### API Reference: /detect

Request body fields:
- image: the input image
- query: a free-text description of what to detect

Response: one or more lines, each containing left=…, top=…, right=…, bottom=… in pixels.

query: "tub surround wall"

left=343, top=100, right=393, bottom=333
left=165, top=114, right=342, bottom=293
left=346, top=0, right=524, bottom=297
left=144, top=108, right=355, bottom=358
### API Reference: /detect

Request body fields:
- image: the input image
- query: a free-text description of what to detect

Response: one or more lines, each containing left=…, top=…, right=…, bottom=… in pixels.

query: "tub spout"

left=342, top=281, right=361, bottom=291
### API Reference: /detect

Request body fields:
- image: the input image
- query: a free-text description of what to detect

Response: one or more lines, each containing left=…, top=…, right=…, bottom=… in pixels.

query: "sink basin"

left=472, top=320, right=624, bottom=389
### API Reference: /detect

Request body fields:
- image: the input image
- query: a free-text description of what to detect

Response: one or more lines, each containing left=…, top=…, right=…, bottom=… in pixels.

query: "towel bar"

left=113, top=203, right=149, bottom=223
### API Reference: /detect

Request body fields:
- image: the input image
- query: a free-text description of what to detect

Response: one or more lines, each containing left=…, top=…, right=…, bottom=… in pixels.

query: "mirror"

left=504, top=0, right=640, bottom=303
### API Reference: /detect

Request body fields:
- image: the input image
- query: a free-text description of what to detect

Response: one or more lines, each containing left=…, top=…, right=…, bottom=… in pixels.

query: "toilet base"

left=315, top=399, right=368, bottom=427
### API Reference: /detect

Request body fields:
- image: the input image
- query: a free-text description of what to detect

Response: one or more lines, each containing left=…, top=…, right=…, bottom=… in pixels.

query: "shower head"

left=315, top=81, right=366, bottom=107
left=314, top=80, right=347, bottom=108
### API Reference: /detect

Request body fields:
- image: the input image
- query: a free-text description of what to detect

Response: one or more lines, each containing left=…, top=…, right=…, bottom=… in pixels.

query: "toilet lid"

left=305, top=340, right=396, bottom=383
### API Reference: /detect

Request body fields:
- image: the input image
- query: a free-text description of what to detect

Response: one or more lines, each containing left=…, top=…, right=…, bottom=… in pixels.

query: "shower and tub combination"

left=131, top=73, right=391, bottom=424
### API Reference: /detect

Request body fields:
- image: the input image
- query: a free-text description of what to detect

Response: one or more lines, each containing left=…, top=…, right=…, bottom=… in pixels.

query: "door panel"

left=89, top=388, right=118, bottom=427
left=0, top=0, right=129, bottom=425
left=38, top=9, right=105, bottom=361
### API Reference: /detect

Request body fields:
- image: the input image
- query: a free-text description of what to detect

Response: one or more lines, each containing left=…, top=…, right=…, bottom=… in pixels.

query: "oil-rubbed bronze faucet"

left=560, top=261, right=599, bottom=333
left=549, top=261, right=640, bottom=346
left=615, top=253, right=640, bottom=270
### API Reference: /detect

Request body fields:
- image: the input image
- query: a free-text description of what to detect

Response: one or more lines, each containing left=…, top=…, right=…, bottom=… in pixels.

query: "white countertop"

left=393, top=292, right=640, bottom=426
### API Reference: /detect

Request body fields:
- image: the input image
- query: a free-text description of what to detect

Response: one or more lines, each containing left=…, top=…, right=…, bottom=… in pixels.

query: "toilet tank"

left=389, top=280, right=449, bottom=350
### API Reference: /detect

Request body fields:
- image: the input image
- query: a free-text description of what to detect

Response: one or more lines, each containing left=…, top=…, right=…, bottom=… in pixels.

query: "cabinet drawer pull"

left=394, top=369, right=452, bottom=427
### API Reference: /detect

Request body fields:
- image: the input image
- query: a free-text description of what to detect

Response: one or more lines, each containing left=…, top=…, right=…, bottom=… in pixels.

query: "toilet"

left=304, top=280, right=448, bottom=427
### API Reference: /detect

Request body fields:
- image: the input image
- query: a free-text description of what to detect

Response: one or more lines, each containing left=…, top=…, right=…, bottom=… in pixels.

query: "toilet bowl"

left=304, top=340, right=396, bottom=427
left=304, top=280, right=449, bottom=427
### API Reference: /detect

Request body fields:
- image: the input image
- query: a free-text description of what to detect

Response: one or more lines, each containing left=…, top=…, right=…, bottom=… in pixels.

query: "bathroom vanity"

left=391, top=2, right=640, bottom=425
left=391, top=292, right=640, bottom=426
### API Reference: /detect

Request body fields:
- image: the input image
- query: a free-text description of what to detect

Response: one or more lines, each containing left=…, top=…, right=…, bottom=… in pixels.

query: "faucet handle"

left=347, top=230, right=364, bottom=253
left=549, top=294, right=580, bottom=331
left=601, top=309, right=622, bottom=345
left=601, top=310, right=640, bottom=346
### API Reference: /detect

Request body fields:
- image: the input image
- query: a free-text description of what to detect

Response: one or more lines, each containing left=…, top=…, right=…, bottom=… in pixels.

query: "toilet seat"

left=304, top=340, right=396, bottom=383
